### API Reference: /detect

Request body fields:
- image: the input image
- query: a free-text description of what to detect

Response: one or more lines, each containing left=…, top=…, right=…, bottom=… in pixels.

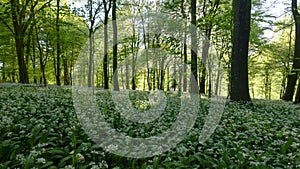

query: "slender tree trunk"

left=131, top=22, right=136, bottom=90
left=88, top=28, right=94, bottom=87
left=56, top=0, right=61, bottom=86
left=215, top=55, right=222, bottom=96
left=180, top=0, right=188, bottom=92
left=140, top=12, right=151, bottom=90
left=190, top=0, right=198, bottom=94
left=63, top=55, right=69, bottom=85
left=207, top=55, right=212, bottom=97
left=125, top=45, right=130, bottom=89
left=103, top=9, right=109, bottom=89
left=230, top=0, right=252, bottom=102
left=103, top=0, right=111, bottom=89
left=200, top=34, right=210, bottom=94
left=112, top=0, right=119, bottom=91
left=264, top=70, right=270, bottom=99
left=160, top=58, right=165, bottom=90
left=36, top=26, right=47, bottom=86
left=153, top=69, right=156, bottom=90
left=31, top=33, right=37, bottom=84
left=120, top=65, right=125, bottom=89
left=88, top=0, right=94, bottom=87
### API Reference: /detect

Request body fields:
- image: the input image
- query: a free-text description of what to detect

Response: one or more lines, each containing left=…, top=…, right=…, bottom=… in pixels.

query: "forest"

left=0, top=0, right=299, bottom=168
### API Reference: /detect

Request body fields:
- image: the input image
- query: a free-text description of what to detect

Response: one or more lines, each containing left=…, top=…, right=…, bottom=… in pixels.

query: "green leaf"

left=58, top=156, right=72, bottom=167
left=42, top=161, right=54, bottom=168
left=281, top=137, right=295, bottom=155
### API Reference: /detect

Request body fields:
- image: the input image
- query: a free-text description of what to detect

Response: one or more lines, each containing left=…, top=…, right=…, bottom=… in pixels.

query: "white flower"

left=64, top=165, right=75, bottom=169
left=36, top=158, right=46, bottom=164
left=99, top=160, right=108, bottom=169
left=16, top=154, right=25, bottom=164
left=76, top=153, right=85, bottom=162
left=106, top=144, right=118, bottom=152
left=29, top=150, right=41, bottom=158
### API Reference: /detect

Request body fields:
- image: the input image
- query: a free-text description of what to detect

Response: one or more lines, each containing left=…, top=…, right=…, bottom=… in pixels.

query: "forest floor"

left=0, top=84, right=299, bottom=168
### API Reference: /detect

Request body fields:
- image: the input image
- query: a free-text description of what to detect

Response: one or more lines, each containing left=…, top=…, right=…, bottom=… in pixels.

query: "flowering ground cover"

left=0, top=85, right=299, bottom=168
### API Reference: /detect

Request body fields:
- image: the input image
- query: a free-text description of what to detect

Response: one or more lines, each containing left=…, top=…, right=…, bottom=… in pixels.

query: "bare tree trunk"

left=131, top=23, right=136, bottom=90
left=31, top=31, right=37, bottom=84
left=103, top=0, right=111, bottom=89
left=36, top=26, right=47, bottom=86
left=125, top=45, right=130, bottom=89
left=112, top=0, right=119, bottom=91
left=230, top=0, right=252, bottom=102
left=180, top=0, right=188, bottom=92
left=288, top=0, right=300, bottom=103
left=56, top=0, right=61, bottom=86
left=63, top=54, right=69, bottom=85
left=200, top=35, right=210, bottom=94
left=190, top=0, right=198, bottom=94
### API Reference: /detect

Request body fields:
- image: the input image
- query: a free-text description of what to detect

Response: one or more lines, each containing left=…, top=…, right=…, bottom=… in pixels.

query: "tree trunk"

left=31, top=33, right=37, bottom=84
left=230, top=0, right=251, bottom=102
left=141, top=15, right=151, bottom=90
left=63, top=55, right=69, bottom=85
left=103, top=0, right=111, bottom=89
left=190, top=0, right=198, bottom=94
left=131, top=33, right=136, bottom=90
left=200, top=31, right=211, bottom=94
left=215, top=52, right=223, bottom=96
left=160, top=58, right=165, bottom=90
left=36, top=26, right=47, bottom=86
left=112, top=0, right=119, bottom=91
left=287, top=0, right=300, bottom=102
left=87, top=0, right=95, bottom=88
left=88, top=27, right=94, bottom=87
left=56, top=0, right=61, bottom=86
left=180, top=0, right=187, bottom=92
left=125, top=45, right=130, bottom=89
left=10, top=0, right=29, bottom=83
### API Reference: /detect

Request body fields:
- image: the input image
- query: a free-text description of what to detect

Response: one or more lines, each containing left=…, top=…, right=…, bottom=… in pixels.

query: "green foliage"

left=0, top=85, right=299, bottom=168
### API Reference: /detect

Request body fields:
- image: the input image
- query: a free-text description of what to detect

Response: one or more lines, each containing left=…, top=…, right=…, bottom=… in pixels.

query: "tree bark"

left=56, top=0, right=61, bottom=86
left=230, top=0, right=251, bottom=102
left=112, top=0, right=119, bottom=91
left=103, top=0, right=111, bottom=89
left=287, top=0, right=300, bottom=102
left=10, top=0, right=29, bottom=83
left=190, top=0, right=198, bottom=94
left=180, top=0, right=187, bottom=92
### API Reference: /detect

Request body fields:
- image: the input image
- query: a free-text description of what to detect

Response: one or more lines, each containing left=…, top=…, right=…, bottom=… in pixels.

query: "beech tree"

left=0, top=0, right=51, bottom=83
left=230, top=0, right=251, bottom=102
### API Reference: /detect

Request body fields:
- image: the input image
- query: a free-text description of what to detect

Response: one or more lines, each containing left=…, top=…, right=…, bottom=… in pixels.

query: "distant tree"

left=230, top=0, right=251, bottom=102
